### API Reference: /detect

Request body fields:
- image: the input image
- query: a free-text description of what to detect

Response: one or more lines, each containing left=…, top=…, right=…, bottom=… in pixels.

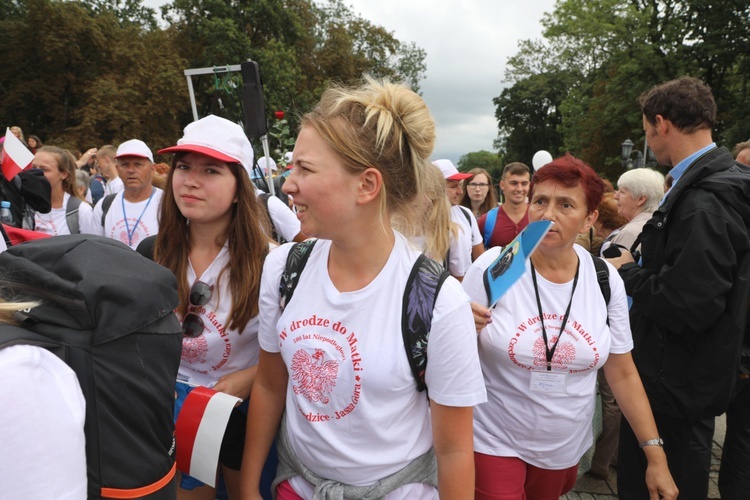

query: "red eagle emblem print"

left=532, top=335, right=576, bottom=369
left=291, top=348, right=339, bottom=404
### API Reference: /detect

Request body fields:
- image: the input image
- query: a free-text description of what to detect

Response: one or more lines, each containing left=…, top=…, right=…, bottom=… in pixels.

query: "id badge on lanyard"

left=530, top=371, right=568, bottom=393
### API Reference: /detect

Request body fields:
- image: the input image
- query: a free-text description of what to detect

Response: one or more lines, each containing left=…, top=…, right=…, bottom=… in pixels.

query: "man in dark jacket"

left=608, top=76, right=750, bottom=499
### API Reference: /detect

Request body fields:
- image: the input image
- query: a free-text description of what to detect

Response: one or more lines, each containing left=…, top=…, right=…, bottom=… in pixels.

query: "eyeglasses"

left=467, top=182, right=489, bottom=189
left=182, top=280, right=212, bottom=337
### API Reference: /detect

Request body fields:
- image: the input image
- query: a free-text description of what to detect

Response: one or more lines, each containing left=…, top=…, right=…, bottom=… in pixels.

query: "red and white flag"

left=1, top=128, right=34, bottom=181
left=175, top=385, right=241, bottom=487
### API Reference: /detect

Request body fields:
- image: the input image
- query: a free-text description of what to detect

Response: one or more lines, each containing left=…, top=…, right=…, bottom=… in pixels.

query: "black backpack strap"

left=100, top=194, right=117, bottom=227
left=136, top=235, right=157, bottom=261
left=279, top=239, right=317, bottom=311
left=591, top=254, right=611, bottom=325
left=66, top=196, right=82, bottom=235
left=458, top=205, right=473, bottom=225
left=401, top=254, right=450, bottom=396
left=0, top=324, right=66, bottom=359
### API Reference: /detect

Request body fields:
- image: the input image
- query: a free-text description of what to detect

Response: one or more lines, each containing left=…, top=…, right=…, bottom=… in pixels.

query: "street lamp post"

left=621, top=138, right=644, bottom=169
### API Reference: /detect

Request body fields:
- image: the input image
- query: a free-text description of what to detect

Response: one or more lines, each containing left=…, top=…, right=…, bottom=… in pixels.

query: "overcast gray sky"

left=347, top=0, right=556, bottom=165
left=146, top=0, right=556, bottom=166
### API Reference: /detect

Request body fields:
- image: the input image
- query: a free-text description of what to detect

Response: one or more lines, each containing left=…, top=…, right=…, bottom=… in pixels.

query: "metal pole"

left=260, top=135, right=275, bottom=196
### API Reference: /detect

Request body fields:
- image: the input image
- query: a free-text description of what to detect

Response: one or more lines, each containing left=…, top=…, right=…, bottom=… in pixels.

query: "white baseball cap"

left=158, top=115, right=254, bottom=177
left=257, top=156, right=277, bottom=174
left=116, top=139, right=153, bottom=163
left=433, top=159, right=471, bottom=181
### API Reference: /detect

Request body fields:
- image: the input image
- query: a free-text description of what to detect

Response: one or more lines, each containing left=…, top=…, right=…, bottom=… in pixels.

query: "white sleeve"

left=76, top=201, right=98, bottom=235
left=469, top=213, right=482, bottom=246
left=90, top=198, right=105, bottom=236
left=448, top=230, right=471, bottom=278
left=258, top=243, right=295, bottom=352
left=0, top=345, right=87, bottom=498
left=462, top=247, right=501, bottom=306
left=267, top=195, right=301, bottom=242
left=424, top=277, right=487, bottom=407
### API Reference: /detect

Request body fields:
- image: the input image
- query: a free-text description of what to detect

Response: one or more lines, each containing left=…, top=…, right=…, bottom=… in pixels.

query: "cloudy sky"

left=146, top=0, right=557, bottom=166
left=346, top=0, right=556, bottom=165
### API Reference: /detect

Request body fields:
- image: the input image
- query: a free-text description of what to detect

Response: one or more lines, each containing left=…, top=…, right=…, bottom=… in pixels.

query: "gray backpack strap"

left=100, top=194, right=117, bottom=227
left=66, top=196, right=82, bottom=235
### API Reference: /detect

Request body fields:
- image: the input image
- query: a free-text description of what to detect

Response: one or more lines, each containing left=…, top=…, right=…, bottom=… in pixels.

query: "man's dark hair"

left=638, top=76, right=716, bottom=133
left=502, top=162, right=530, bottom=179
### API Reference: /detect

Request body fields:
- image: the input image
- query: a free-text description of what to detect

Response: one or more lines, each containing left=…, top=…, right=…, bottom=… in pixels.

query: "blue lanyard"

left=122, top=188, right=156, bottom=246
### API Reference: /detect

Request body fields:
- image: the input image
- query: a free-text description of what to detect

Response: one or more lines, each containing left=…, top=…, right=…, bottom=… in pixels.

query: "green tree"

left=458, top=150, right=504, bottom=184
left=161, top=0, right=427, bottom=142
left=495, top=0, right=750, bottom=180
left=0, top=0, right=427, bottom=156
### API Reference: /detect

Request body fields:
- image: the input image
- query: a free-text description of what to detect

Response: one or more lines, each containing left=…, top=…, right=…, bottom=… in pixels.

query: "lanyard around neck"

left=530, top=256, right=580, bottom=371
left=122, top=187, right=156, bottom=246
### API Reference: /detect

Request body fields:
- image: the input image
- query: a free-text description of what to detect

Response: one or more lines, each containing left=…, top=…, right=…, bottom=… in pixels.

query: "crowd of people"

left=1, top=75, right=749, bottom=500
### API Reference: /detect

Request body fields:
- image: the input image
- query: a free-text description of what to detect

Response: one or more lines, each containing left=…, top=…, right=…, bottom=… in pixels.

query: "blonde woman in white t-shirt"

left=239, top=78, right=486, bottom=500
left=140, top=115, right=273, bottom=500
left=31, top=146, right=95, bottom=235
left=463, top=154, right=677, bottom=500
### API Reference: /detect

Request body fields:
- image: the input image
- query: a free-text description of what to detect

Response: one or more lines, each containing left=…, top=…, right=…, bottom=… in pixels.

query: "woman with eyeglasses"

left=139, top=115, right=273, bottom=500
left=460, top=168, right=497, bottom=219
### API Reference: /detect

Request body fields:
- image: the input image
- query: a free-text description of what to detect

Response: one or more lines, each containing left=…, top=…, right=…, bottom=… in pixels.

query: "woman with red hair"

left=463, top=154, right=677, bottom=499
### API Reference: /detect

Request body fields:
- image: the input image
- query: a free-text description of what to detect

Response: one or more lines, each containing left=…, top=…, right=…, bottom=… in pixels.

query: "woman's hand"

left=213, top=366, right=257, bottom=402
left=606, top=250, right=635, bottom=269
left=470, top=302, right=492, bottom=333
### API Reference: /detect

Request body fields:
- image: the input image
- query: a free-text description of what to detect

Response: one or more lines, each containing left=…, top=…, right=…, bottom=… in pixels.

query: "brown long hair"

left=154, top=155, right=272, bottom=332
left=460, top=167, right=497, bottom=216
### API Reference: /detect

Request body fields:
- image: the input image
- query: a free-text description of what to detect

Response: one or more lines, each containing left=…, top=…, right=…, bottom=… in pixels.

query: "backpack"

left=591, top=254, right=611, bottom=324
left=279, top=239, right=449, bottom=394
left=90, top=174, right=106, bottom=205
left=0, top=234, right=182, bottom=499
left=100, top=193, right=117, bottom=226
left=65, top=195, right=83, bottom=234
left=252, top=163, right=289, bottom=206
left=483, top=207, right=499, bottom=249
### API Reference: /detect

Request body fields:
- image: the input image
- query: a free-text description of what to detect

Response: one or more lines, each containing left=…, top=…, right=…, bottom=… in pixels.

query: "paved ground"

left=560, top=415, right=726, bottom=499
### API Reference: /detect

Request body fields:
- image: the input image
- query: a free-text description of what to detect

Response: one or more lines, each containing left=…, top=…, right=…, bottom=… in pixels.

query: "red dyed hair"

left=530, top=153, right=604, bottom=213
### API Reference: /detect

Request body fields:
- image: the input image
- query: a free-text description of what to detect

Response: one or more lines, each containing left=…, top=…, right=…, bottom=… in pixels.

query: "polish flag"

left=175, top=385, right=242, bottom=487
left=2, top=128, right=34, bottom=181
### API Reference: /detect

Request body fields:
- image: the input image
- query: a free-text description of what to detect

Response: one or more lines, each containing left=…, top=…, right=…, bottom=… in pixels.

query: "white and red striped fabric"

left=174, top=386, right=241, bottom=487
left=1, top=128, right=33, bottom=181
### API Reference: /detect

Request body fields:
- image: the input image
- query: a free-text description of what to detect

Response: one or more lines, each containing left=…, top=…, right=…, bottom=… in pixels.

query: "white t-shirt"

left=259, top=233, right=486, bottom=497
left=408, top=232, right=466, bottom=279
left=255, top=188, right=301, bottom=242
left=34, top=193, right=96, bottom=236
left=178, top=245, right=260, bottom=388
left=452, top=205, right=482, bottom=246
left=0, top=344, right=87, bottom=499
left=92, top=189, right=163, bottom=249
left=448, top=206, right=475, bottom=276
left=104, top=176, right=124, bottom=196
left=462, top=244, right=633, bottom=469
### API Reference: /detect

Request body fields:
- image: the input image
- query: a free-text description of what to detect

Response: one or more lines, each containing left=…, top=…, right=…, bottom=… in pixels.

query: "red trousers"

left=475, top=452, right=578, bottom=500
